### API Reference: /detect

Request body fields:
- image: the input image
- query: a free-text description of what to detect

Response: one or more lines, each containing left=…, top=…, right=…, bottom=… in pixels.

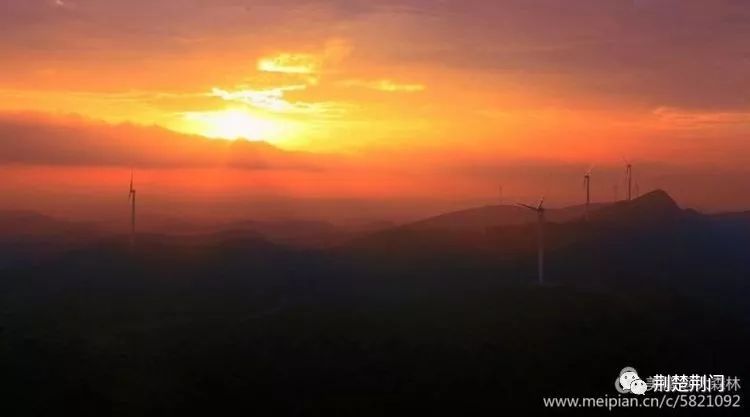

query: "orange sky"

left=2, top=1, right=750, bottom=219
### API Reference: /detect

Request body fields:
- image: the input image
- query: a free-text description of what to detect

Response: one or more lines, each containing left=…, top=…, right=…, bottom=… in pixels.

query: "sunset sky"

left=2, top=0, right=750, bottom=222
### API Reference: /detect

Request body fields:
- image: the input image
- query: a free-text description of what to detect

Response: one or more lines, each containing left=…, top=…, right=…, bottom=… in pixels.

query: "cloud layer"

left=0, top=113, right=321, bottom=170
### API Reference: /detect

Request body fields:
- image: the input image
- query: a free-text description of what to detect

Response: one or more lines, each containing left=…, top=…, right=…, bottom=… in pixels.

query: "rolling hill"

left=404, top=201, right=609, bottom=232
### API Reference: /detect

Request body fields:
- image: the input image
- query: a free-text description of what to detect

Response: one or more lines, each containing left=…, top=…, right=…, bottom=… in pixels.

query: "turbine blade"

left=517, top=203, right=537, bottom=211
left=537, top=196, right=545, bottom=210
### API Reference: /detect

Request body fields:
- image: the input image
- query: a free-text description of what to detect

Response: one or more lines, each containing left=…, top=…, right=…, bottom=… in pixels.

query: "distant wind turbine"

left=128, top=170, right=136, bottom=247
left=518, top=197, right=545, bottom=285
left=583, top=166, right=592, bottom=220
left=624, top=159, right=633, bottom=201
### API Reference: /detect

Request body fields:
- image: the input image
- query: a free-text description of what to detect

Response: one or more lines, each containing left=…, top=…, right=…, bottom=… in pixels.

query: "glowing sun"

left=181, top=109, right=284, bottom=142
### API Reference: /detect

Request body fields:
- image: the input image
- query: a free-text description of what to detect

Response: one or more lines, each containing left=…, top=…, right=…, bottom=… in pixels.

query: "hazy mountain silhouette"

left=340, top=201, right=609, bottom=263
left=0, top=210, right=368, bottom=268
left=0, top=210, right=104, bottom=268
left=587, top=189, right=683, bottom=224
left=209, top=219, right=348, bottom=248
left=405, top=201, right=608, bottom=232
left=342, top=190, right=750, bottom=312
left=347, top=189, right=686, bottom=256
left=0, top=210, right=99, bottom=237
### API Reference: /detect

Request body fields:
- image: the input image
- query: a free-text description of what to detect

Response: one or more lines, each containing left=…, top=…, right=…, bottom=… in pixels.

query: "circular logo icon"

left=615, top=366, right=639, bottom=393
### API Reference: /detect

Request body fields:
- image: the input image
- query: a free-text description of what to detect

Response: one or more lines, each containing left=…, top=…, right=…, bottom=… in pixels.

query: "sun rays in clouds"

left=176, top=38, right=428, bottom=148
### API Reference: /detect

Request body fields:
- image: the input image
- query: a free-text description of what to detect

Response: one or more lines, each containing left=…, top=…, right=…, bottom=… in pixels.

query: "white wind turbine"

left=518, top=197, right=545, bottom=285
left=624, top=158, right=633, bottom=201
left=128, top=170, right=136, bottom=247
left=583, top=166, right=593, bottom=220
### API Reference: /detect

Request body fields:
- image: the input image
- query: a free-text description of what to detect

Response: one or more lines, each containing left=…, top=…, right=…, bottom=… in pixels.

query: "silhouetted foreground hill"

left=1, top=192, right=749, bottom=416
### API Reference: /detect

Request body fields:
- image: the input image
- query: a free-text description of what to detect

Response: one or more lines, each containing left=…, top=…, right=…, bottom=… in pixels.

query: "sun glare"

left=181, top=109, right=284, bottom=142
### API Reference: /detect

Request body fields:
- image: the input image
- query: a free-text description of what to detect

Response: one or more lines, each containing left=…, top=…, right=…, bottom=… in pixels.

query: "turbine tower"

left=625, top=160, right=633, bottom=201
left=583, top=166, right=592, bottom=220
left=518, top=197, right=545, bottom=285
left=128, top=171, right=136, bottom=247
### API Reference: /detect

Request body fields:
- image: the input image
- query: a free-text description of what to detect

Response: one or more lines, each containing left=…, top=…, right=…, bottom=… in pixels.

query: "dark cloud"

left=0, top=113, right=322, bottom=170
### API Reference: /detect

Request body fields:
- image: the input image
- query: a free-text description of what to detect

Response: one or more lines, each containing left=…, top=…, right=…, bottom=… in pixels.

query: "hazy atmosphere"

left=1, top=1, right=748, bottom=415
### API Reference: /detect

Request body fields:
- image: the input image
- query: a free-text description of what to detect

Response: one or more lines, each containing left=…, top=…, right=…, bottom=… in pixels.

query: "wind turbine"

left=128, top=170, right=136, bottom=247
left=583, top=166, right=592, bottom=220
left=518, top=197, right=545, bottom=285
left=624, top=159, right=633, bottom=201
